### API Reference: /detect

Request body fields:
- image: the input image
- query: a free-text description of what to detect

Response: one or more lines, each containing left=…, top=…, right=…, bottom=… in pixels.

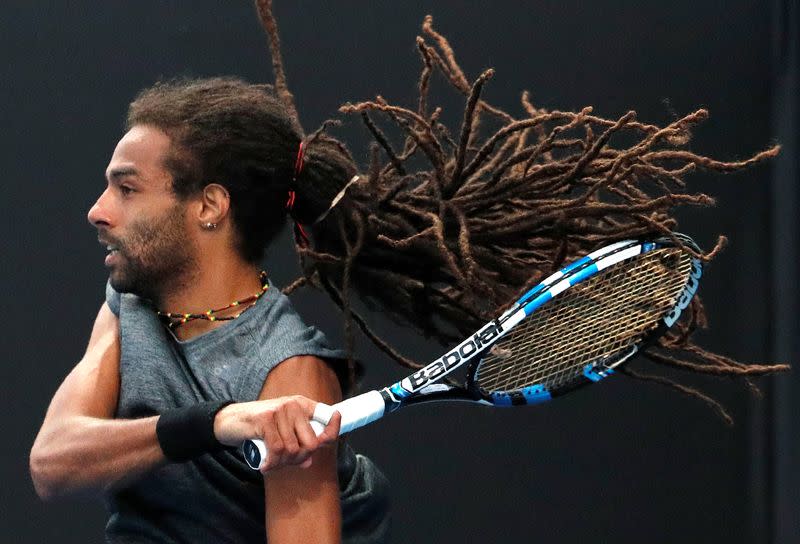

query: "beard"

left=106, top=203, right=196, bottom=303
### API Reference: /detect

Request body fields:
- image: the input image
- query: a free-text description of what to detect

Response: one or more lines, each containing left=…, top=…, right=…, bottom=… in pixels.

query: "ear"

left=196, top=183, right=231, bottom=227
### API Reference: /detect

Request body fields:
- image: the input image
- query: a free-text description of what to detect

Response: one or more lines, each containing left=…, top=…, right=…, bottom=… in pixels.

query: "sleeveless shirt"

left=103, top=280, right=390, bottom=543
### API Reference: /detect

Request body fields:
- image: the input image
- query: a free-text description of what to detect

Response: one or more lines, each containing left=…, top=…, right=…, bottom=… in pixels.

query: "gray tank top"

left=103, top=280, right=390, bottom=543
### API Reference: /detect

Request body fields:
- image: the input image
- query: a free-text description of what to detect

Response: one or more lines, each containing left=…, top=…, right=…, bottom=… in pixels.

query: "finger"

left=294, top=411, right=319, bottom=452
left=288, top=399, right=319, bottom=465
left=259, top=412, right=284, bottom=473
left=317, top=410, right=341, bottom=445
left=312, top=402, right=335, bottom=426
left=275, top=404, right=302, bottom=465
left=292, top=395, right=318, bottom=419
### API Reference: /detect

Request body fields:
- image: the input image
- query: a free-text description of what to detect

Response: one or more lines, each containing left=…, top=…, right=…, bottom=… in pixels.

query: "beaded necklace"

left=157, top=271, right=269, bottom=330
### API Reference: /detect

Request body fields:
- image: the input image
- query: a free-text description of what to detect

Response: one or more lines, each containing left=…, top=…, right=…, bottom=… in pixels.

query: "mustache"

left=97, top=231, right=125, bottom=252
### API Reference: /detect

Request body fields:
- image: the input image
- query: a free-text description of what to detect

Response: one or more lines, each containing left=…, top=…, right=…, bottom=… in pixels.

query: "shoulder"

left=259, top=354, right=342, bottom=404
left=236, top=286, right=349, bottom=401
left=249, top=288, right=347, bottom=363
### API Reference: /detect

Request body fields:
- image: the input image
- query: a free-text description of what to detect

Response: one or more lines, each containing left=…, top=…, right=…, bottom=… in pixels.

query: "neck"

left=157, top=257, right=263, bottom=341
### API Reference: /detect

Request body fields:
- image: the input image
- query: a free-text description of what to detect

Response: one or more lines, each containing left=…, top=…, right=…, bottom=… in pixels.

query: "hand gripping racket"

left=243, top=233, right=703, bottom=470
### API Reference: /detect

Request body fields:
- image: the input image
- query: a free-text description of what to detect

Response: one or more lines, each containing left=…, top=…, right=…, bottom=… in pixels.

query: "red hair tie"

left=294, top=140, right=305, bottom=177
left=287, top=141, right=310, bottom=246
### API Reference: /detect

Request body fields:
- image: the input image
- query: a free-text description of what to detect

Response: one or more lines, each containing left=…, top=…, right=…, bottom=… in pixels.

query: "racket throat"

left=396, top=320, right=505, bottom=397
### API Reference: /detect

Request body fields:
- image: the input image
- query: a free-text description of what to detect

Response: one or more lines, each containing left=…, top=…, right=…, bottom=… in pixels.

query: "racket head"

left=467, top=234, right=702, bottom=406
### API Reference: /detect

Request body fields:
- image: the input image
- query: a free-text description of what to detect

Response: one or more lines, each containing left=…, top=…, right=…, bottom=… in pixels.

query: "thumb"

left=317, top=410, right=341, bottom=444
left=311, top=402, right=336, bottom=425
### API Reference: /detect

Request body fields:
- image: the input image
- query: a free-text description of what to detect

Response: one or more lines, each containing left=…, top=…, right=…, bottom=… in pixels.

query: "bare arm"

left=29, top=303, right=165, bottom=499
left=30, top=304, right=341, bottom=502
left=260, top=356, right=343, bottom=544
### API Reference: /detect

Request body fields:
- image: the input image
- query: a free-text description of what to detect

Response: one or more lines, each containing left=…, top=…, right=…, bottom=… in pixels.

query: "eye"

left=120, top=185, right=134, bottom=197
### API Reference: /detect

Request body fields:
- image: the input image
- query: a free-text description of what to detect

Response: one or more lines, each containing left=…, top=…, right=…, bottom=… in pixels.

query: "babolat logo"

left=404, top=321, right=503, bottom=391
left=664, top=258, right=702, bottom=327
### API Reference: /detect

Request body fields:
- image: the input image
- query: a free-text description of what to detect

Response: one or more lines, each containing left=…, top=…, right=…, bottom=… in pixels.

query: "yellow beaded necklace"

left=157, top=271, right=269, bottom=330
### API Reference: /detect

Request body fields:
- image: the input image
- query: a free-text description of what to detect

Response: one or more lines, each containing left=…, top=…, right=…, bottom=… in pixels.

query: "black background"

left=2, top=1, right=798, bottom=543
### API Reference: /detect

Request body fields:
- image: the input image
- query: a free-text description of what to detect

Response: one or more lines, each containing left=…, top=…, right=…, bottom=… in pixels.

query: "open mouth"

left=99, top=237, right=123, bottom=266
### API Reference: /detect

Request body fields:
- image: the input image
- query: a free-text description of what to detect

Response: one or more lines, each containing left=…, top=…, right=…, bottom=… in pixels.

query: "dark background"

left=2, top=1, right=798, bottom=543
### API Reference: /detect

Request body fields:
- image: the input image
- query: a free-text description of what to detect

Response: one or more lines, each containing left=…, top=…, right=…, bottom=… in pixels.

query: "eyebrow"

left=106, top=167, right=139, bottom=182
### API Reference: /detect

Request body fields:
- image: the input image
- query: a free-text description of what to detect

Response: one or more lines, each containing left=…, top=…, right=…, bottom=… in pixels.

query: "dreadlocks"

left=196, top=1, right=792, bottom=422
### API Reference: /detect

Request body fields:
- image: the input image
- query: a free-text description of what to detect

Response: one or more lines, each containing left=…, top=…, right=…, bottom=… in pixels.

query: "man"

left=30, top=79, right=389, bottom=543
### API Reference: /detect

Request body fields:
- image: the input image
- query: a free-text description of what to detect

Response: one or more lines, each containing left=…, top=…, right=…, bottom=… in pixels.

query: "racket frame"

left=242, top=234, right=702, bottom=470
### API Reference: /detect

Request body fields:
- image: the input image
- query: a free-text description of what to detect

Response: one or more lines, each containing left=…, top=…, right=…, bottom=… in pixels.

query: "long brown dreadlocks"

left=256, top=0, right=788, bottom=422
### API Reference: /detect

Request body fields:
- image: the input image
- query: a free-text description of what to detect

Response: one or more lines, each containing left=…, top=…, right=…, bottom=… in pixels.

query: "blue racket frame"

left=379, top=234, right=702, bottom=411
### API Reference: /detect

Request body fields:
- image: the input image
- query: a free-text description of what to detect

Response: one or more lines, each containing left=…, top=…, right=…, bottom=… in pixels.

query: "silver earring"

left=204, top=222, right=217, bottom=230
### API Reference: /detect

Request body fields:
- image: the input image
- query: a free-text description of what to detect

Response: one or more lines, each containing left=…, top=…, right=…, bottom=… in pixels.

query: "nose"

left=87, top=188, right=112, bottom=228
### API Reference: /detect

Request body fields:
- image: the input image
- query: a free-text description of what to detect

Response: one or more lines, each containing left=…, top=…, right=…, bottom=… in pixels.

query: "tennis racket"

left=243, top=233, right=703, bottom=470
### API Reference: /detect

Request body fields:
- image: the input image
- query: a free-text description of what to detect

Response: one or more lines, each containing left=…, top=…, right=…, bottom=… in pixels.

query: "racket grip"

left=241, top=390, right=386, bottom=470
left=336, top=390, right=386, bottom=434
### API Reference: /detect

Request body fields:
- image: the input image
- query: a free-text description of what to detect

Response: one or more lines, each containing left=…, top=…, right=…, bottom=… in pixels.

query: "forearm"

left=30, top=414, right=164, bottom=500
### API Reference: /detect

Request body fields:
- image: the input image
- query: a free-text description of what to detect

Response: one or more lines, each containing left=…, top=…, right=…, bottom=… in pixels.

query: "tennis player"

left=29, top=78, right=391, bottom=543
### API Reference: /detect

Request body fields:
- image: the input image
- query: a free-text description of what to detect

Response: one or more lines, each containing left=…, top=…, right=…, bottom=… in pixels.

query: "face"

left=88, top=125, right=196, bottom=301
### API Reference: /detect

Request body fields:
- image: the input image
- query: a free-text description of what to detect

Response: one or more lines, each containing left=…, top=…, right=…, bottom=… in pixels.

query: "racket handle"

left=242, top=390, right=386, bottom=470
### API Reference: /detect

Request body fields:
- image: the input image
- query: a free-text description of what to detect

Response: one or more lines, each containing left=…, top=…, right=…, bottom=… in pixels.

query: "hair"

left=127, top=78, right=356, bottom=264
left=133, top=0, right=789, bottom=422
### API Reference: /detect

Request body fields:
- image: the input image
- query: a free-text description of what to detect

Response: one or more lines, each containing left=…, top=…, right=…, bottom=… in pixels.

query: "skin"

left=29, top=125, right=343, bottom=543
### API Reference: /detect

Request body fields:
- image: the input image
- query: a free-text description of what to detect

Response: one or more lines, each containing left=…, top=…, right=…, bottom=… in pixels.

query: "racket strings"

left=475, top=248, right=693, bottom=393
left=502, top=255, right=688, bottom=389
